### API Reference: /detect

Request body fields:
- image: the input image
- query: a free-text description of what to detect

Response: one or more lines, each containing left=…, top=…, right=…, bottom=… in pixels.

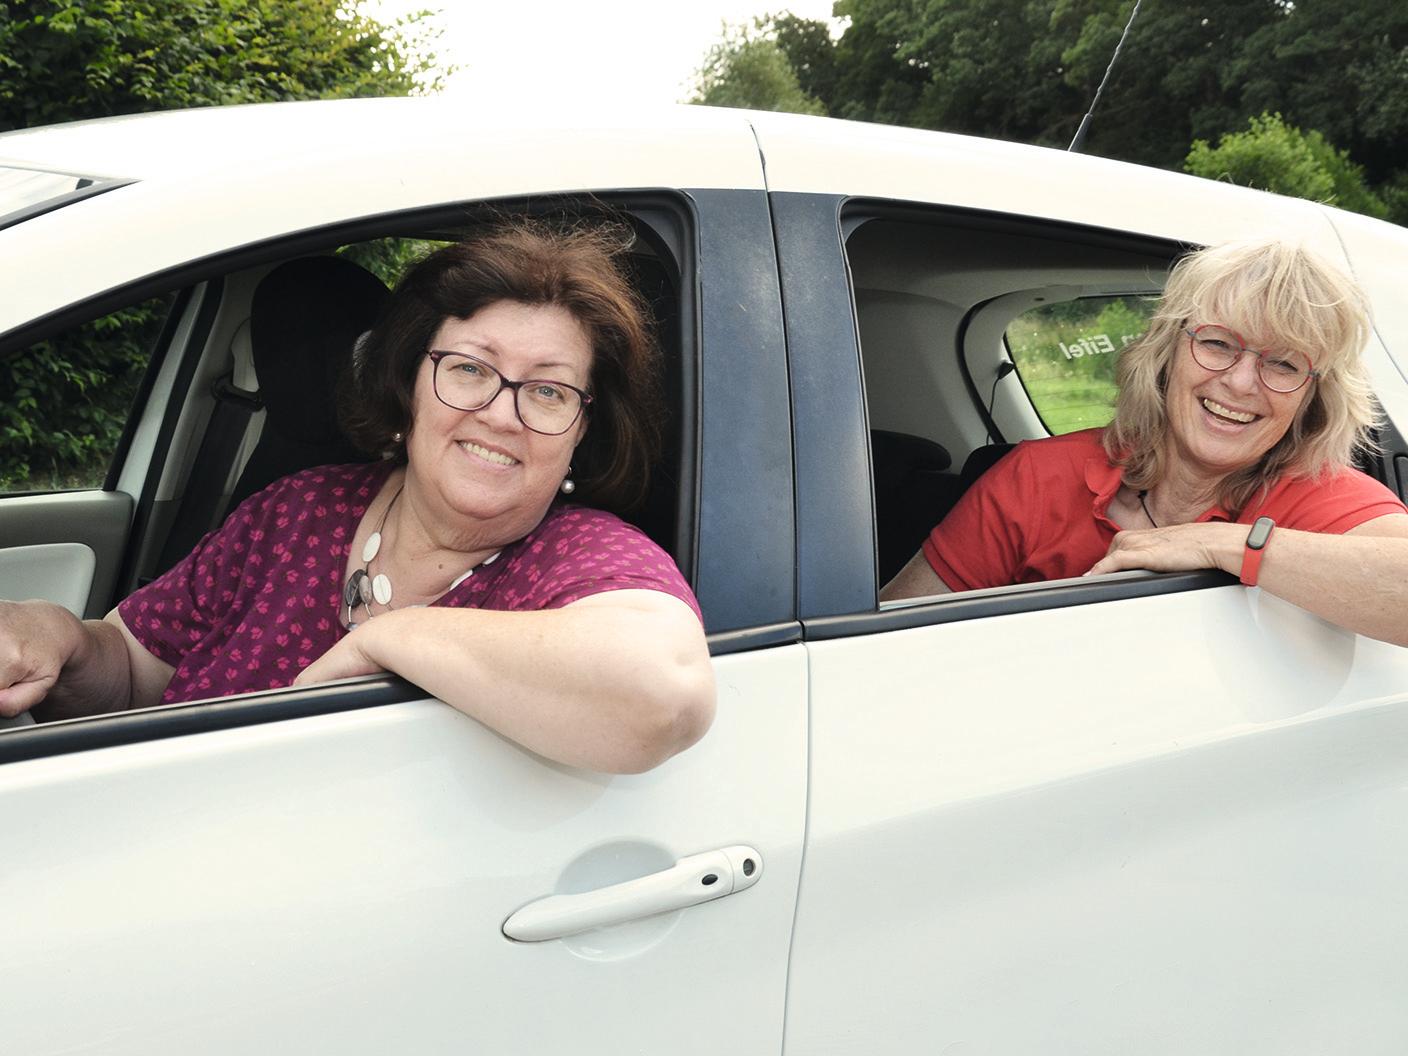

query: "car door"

left=759, top=117, right=1408, bottom=1054
left=0, top=109, right=806, bottom=1055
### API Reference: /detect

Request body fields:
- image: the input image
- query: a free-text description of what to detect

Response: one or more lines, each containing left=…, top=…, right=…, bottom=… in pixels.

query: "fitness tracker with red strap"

left=1240, top=516, right=1276, bottom=586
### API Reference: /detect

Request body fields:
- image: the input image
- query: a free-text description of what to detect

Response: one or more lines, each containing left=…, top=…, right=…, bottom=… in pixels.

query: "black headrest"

left=249, top=257, right=391, bottom=446
left=959, top=443, right=1015, bottom=491
left=871, top=429, right=952, bottom=493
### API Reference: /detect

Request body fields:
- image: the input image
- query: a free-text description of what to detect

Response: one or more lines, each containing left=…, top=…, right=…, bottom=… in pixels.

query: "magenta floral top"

left=118, top=462, right=702, bottom=704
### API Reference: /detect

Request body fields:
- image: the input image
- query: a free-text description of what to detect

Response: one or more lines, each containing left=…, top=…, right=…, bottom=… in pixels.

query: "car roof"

left=0, top=98, right=766, bottom=181
left=5, top=98, right=1407, bottom=349
left=0, top=97, right=1341, bottom=233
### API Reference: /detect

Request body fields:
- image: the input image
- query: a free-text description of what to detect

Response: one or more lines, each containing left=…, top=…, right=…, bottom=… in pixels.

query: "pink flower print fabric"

left=118, top=462, right=701, bottom=705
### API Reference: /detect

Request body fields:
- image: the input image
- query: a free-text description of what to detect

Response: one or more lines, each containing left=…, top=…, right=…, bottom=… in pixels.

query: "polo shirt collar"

left=1083, top=456, right=1233, bottom=526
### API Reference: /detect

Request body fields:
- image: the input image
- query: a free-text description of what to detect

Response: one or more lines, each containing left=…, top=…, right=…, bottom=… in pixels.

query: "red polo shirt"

left=923, top=428, right=1407, bottom=592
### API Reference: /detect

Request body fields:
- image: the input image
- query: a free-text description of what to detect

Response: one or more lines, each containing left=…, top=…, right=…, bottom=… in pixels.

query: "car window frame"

left=0, top=187, right=800, bottom=762
left=780, top=194, right=1253, bottom=639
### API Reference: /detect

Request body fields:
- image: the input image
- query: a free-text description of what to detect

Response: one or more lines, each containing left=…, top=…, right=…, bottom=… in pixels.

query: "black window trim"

left=0, top=176, right=137, bottom=233
left=791, top=193, right=1267, bottom=636
left=804, top=569, right=1232, bottom=640
left=0, top=612, right=809, bottom=765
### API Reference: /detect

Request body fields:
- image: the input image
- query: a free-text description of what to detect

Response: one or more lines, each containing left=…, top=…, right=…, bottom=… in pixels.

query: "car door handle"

left=502, top=845, right=763, bottom=942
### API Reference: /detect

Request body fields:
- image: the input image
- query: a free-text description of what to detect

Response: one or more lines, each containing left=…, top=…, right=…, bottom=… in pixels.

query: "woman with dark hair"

left=0, top=220, right=714, bottom=773
left=882, top=237, right=1408, bottom=646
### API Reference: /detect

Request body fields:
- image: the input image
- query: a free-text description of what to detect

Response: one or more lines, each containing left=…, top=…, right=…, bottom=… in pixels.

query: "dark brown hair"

left=340, top=218, right=665, bottom=513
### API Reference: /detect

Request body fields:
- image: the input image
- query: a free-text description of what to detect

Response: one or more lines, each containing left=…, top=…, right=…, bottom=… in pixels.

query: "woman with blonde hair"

left=882, top=237, right=1408, bottom=646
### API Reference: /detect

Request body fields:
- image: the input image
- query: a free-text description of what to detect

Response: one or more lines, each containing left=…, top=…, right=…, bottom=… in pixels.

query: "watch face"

left=1247, top=516, right=1275, bottom=550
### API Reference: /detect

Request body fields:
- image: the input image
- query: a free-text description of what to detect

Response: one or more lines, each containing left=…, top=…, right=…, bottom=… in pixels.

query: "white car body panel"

left=790, top=586, right=1408, bottom=1052
left=2, top=101, right=1407, bottom=1052
left=751, top=111, right=1331, bottom=243
left=0, top=100, right=765, bottom=335
left=0, top=649, right=807, bottom=1055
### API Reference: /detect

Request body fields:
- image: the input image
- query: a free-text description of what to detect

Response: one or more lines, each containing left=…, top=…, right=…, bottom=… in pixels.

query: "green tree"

left=1185, top=112, right=1388, bottom=219
left=0, top=0, right=445, bottom=132
left=0, top=297, right=169, bottom=490
left=1052, top=0, right=1278, bottom=166
left=825, top=0, right=957, bottom=125
left=772, top=13, right=840, bottom=110
left=730, top=2, right=1408, bottom=222
left=689, top=20, right=827, bottom=115
left=0, top=0, right=444, bottom=489
left=1236, top=1, right=1408, bottom=187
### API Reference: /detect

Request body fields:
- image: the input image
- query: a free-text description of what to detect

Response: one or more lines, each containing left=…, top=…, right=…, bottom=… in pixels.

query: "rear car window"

left=1005, top=295, right=1154, bottom=434
left=0, top=164, right=125, bottom=229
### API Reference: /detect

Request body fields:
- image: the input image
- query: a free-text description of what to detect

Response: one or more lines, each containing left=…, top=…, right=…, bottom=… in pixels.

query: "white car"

left=3, top=100, right=1408, bottom=1054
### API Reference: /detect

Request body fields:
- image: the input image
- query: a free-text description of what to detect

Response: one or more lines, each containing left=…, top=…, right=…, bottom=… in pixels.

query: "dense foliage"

left=0, top=0, right=443, bottom=131
left=0, top=0, right=440, bottom=490
left=693, top=22, right=825, bottom=115
left=1186, top=113, right=1388, bottom=220
left=690, top=0, right=1408, bottom=224
left=0, top=300, right=169, bottom=491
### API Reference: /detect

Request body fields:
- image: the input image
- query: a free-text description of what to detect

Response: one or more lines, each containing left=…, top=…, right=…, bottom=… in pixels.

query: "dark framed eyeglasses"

left=427, top=350, right=592, bottom=436
left=1185, top=324, right=1318, bottom=394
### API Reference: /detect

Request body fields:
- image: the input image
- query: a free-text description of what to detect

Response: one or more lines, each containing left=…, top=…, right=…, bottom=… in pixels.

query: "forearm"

left=320, top=595, right=716, bottom=772
left=26, top=612, right=134, bottom=721
left=1213, top=528, right=1408, bottom=647
left=880, top=550, right=955, bottom=601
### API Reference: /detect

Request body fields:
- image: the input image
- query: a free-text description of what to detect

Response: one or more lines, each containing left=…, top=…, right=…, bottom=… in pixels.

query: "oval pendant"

left=343, top=569, right=368, bottom=609
left=361, top=531, right=382, bottom=563
left=371, top=573, right=393, bottom=606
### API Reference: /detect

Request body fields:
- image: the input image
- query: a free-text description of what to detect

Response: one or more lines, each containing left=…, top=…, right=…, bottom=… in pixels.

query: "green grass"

left=1019, top=377, right=1118, bottom=433
left=1005, top=295, right=1152, bottom=435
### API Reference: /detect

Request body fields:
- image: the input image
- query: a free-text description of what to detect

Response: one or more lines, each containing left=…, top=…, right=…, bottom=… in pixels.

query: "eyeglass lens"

left=1188, top=326, right=1313, bottom=393
left=432, top=353, right=583, bottom=435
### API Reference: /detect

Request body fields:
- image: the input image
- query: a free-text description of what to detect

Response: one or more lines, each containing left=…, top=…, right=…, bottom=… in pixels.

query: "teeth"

left=460, top=441, right=517, bottom=466
left=1202, top=398, right=1256, bottom=424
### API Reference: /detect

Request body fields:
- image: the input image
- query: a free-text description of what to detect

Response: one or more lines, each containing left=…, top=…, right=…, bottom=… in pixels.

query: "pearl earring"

left=560, top=468, right=576, bottom=495
left=392, top=432, right=403, bottom=444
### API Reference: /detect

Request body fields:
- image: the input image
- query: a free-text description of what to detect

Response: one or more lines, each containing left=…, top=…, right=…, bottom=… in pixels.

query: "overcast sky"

left=363, top=0, right=843, bottom=108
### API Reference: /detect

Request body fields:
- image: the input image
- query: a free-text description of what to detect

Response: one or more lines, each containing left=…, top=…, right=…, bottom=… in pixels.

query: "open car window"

left=842, top=206, right=1179, bottom=603
left=0, top=196, right=702, bottom=725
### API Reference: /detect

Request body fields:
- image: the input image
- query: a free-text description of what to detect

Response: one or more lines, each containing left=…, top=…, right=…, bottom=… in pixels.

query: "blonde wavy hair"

left=1103, top=238, right=1378, bottom=514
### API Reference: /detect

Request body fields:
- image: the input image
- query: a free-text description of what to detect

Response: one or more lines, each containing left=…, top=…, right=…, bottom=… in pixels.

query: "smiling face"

left=1164, top=319, right=1315, bottom=485
left=404, top=300, right=593, bottom=543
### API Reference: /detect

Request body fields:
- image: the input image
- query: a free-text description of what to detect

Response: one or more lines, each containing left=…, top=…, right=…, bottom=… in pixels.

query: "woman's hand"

left=0, top=600, right=82, bottom=718
left=0, top=601, right=173, bottom=721
left=1086, top=522, right=1243, bottom=578
left=292, top=629, right=384, bottom=686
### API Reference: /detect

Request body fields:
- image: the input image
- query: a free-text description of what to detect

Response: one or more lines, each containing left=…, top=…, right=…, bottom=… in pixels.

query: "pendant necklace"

left=342, top=484, right=501, bottom=629
left=343, top=484, right=403, bottom=628
left=1137, top=489, right=1159, bottom=528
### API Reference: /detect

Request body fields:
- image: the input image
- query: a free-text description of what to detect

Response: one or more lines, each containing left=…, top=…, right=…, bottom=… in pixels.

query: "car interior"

left=100, top=201, right=698, bottom=611
left=845, top=209, right=1182, bottom=587
left=851, top=208, right=1408, bottom=596
left=11, top=196, right=1408, bottom=676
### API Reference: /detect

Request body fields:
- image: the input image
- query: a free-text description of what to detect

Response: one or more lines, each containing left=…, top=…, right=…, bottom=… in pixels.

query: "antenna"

left=1068, top=0, right=1143, bottom=153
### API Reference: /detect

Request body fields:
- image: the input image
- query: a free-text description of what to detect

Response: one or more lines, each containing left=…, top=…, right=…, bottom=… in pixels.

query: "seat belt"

left=151, top=320, right=264, bottom=577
